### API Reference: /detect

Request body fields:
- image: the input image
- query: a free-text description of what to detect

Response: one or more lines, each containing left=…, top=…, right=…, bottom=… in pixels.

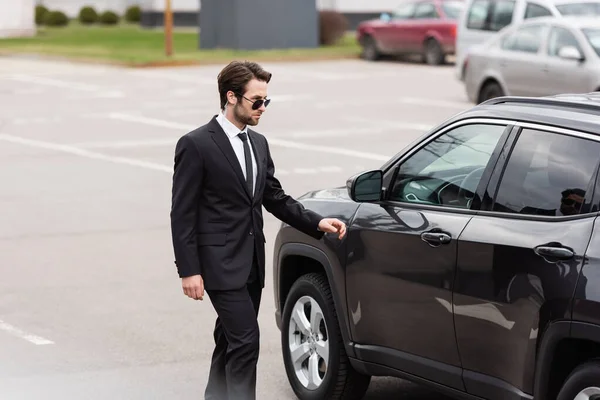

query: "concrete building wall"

left=0, top=0, right=36, bottom=38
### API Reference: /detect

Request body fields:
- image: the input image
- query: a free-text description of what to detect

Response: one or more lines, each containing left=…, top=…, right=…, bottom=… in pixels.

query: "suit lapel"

left=209, top=117, right=252, bottom=200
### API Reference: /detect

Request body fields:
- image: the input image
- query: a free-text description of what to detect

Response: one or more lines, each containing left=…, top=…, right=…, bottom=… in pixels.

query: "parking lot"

left=0, top=56, right=471, bottom=399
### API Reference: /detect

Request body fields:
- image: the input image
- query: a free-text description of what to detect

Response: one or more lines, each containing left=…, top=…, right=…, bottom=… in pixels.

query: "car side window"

left=467, top=0, right=515, bottom=31
left=389, top=124, right=507, bottom=209
left=501, top=24, right=545, bottom=53
left=524, top=3, right=552, bottom=18
left=393, top=3, right=416, bottom=19
left=489, top=0, right=515, bottom=31
left=467, top=0, right=491, bottom=30
left=414, top=2, right=439, bottom=18
left=547, top=26, right=582, bottom=57
left=492, top=129, right=600, bottom=217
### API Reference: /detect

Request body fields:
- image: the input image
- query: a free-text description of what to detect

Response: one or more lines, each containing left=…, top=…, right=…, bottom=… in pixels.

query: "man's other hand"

left=182, top=275, right=204, bottom=300
left=318, top=218, right=347, bottom=239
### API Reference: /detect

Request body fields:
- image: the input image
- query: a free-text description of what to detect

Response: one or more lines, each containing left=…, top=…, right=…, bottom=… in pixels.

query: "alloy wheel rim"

left=574, top=387, right=600, bottom=400
left=288, top=295, right=329, bottom=390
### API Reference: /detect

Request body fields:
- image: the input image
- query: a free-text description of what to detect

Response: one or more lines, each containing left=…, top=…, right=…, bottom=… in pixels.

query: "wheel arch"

left=277, top=242, right=356, bottom=358
left=477, top=76, right=506, bottom=103
left=534, top=321, right=600, bottom=400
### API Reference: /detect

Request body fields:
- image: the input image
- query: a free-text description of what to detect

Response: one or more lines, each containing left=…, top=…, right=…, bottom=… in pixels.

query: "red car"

left=357, top=0, right=464, bottom=65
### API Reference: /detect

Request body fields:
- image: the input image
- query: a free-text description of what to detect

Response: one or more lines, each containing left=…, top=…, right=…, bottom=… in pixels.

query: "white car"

left=455, top=0, right=600, bottom=81
left=464, top=17, right=600, bottom=103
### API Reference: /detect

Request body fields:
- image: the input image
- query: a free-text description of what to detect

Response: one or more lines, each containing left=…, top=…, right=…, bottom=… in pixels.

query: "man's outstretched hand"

left=318, top=218, right=347, bottom=239
left=182, top=275, right=204, bottom=300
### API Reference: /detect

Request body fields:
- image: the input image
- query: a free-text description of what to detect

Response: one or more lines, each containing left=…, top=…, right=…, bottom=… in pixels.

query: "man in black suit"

left=170, top=60, right=346, bottom=400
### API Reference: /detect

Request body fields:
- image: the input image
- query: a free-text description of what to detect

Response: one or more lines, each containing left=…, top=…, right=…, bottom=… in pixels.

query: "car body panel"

left=356, top=0, right=462, bottom=57
left=464, top=18, right=600, bottom=102
left=455, top=215, right=595, bottom=395
left=455, top=0, right=600, bottom=81
left=345, top=203, right=469, bottom=388
left=273, top=94, right=600, bottom=400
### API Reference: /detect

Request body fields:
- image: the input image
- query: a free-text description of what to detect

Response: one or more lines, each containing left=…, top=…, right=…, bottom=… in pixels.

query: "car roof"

left=450, top=94, right=600, bottom=136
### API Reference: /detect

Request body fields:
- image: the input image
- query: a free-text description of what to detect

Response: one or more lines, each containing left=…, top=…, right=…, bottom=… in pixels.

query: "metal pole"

left=165, top=0, right=173, bottom=56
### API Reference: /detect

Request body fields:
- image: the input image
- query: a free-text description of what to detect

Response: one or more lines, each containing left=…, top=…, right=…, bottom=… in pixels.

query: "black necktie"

left=238, top=132, right=253, bottom=195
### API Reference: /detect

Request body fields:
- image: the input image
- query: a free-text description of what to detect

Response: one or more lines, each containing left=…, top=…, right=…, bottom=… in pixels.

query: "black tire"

left=478, top=81, right=504, bottom=103
left=361, top=36, right=380, bottom=61
left=557, top=361, right=600, bottom=400
left=424, top=38, right=445, bottom=65
left=281, top=273, right=371, bottom=400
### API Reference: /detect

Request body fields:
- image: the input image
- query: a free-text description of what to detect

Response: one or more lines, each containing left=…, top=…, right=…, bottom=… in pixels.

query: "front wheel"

left=361, top=36, right=381, bottom=61
left=281, top=273, right=371, bottom=400
left=557, top=361, right=600, bottom=400
left=424, top=39, right=445, bottom=65
left=478, top=81, right=504, bottom=103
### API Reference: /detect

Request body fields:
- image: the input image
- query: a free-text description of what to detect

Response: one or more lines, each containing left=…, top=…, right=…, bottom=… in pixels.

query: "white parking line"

left=0, top=134, right=173, bottom=173
left=0, top=133, right=365, bottom=177
left=6, top=74, right=125, bottom=97
left=0, top=319, right=54, bottom=345
left=108, top=113, right=392, bottom=161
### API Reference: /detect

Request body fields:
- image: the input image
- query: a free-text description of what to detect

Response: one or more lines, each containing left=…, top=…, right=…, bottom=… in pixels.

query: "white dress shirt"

left=216, top=112, right=258, bottom=195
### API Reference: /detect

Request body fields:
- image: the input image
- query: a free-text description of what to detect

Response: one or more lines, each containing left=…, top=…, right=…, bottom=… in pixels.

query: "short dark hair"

left=217, top=61, right=272, bottom=109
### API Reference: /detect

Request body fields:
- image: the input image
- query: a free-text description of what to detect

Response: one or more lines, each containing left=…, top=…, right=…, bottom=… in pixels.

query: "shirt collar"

left=217, top=111, right=247, bottom=139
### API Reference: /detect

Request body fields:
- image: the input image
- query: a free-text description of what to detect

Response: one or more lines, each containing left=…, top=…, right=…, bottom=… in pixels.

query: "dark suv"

left=273, top=94, right=600, bottom=400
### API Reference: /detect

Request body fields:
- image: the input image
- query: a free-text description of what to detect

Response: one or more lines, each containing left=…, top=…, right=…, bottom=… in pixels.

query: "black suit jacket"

left=170, top=115, right=324, bottom=290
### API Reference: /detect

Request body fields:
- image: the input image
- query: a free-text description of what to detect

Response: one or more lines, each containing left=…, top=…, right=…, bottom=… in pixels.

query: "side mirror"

left=558, top=46, right=584, bottom=61
left=380, top=12, right=391, bottom=22
left=347, top=170, right=383, bottom=202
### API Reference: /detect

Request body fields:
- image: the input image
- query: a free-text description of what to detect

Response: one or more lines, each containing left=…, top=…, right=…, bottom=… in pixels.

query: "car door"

left=498, top=23, right=550, bottom=96
left=345, top=121, right=512, bottom=390
left=379, top=2, right=416, bottom=52
left=454, top=124, right=600, bottom=398
left=543, top=25, right=591, bottom=95
left=406, top=1, right=441, bottom=53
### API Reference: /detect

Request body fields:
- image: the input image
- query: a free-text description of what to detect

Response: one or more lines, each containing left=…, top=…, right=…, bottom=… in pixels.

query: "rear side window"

left=556, top=2, right=600, bottom=15
left=393, top=2, right=417, bottom=19
left=467, top=0, right=515, bottom=31
left=501, top=24, right=546, bottom=53
left=524, top=3, right=553, bottom=18
left=415, top=2, right=440, bottom=18
left=492, top=129, right=600, bottom=217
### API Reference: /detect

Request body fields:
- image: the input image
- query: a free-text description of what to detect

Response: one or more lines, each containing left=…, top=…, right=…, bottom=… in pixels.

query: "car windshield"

left=442, top=1, right=464, bottom=18
left=582, top=28, right=600, bottom=56
left=556, top=2, right=600, bottom=15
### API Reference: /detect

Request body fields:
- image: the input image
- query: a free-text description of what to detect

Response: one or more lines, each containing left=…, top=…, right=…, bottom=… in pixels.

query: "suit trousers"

left=204, top=254, right=262, bottom=400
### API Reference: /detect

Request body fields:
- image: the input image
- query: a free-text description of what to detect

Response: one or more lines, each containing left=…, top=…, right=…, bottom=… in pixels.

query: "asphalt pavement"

left=0, top=55, right=472, bottom=399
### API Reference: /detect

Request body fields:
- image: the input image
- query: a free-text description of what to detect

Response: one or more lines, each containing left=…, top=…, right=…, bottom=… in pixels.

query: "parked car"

left=357, top=0, right=464, bottom=65
left=464, top=17, right=600, bottom=103
left=456, top=0, right=600, bottom=81
left=273, top=93, right=600, bottom=400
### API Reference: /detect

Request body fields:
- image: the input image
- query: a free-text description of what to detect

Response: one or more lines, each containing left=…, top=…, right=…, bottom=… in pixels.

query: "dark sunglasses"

left=238, top=94, right=271, bottom=110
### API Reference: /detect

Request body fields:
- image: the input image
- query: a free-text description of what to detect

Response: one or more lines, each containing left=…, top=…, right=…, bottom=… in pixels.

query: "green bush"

left=35, top=5, right=48, bottom=25
left=99, top=10, right=120, bottom=25
left=44, top=10, right=69, bottom=27
left=125, top=5, right=141, bottom=22
left=78, top=6, right=99, bottom=24
left=319, top=10, right=349, bottom=46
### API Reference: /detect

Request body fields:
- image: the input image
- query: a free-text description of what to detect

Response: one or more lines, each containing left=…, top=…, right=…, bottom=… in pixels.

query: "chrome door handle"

left=534, top=244, right=574, bottom=260
left=421, top=231, right=452, bottom=246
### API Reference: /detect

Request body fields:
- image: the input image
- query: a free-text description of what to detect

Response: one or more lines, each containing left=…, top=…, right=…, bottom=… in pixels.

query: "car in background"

left=464, top=17, right=600, bottom=103
left=357, top=0, right=464, bottom=65
left=456, top=0, right=600, bottom=81
left=273, top=92, right=600, bottom=400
